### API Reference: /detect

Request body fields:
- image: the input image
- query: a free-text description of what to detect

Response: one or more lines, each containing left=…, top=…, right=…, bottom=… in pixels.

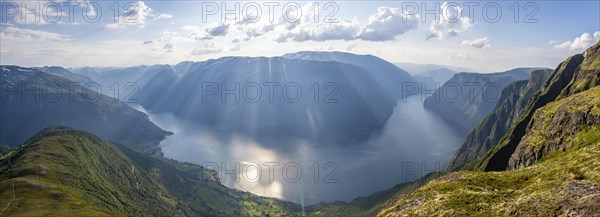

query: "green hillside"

left=0, top=126, right=187, bottom=216
left=0, top=127, right=302, bottom=217
left=378, top=86, right=600, bottom=216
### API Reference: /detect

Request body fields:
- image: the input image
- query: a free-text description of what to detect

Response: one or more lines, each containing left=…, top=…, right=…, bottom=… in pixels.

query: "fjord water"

left=136, top=94, right=460, bottom=205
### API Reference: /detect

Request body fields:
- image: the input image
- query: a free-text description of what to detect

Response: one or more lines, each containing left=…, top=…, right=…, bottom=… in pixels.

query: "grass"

left=378, top=87, right=600, bottom=217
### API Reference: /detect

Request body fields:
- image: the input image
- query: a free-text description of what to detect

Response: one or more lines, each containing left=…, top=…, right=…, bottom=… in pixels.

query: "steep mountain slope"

left=0, top=127, right=303, bottom=216
left=0, top=126, right=188, bottom=216
left=448, top=69, right=553, bottom=169
left=283, top=51, right=416, bottom=99
left=423, top=68, right=540, bottom=134
left=140, top=57, right=397, bottom=146
left=481, top=43, right=600, bottom=172
left=0, top=145, right=9, bottom=155
left=378, top=86, right=600, bottom=217
left=0, top=66, right=170, bottom=151
left=377, top=42, right=600, bottom=216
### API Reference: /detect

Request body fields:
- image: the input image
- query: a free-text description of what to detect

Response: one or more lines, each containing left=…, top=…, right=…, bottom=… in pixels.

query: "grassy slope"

left=116, top=143, right=303, bottom=217
left=378, top=87, right=600, bottom=216
left=304, top=173, right=446, bottom=217
left=0, top=127, right=189, bottom=217
left=0, top=127, right=302, bottom=217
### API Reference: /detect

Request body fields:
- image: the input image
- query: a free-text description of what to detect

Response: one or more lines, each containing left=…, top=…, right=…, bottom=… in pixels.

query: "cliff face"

left=448, top=69, right=552, bottom=169
left=508, top=87, right=600, bottom=169
left=377, top=42, right=600, bottom=217
left=483, top=42, right=600, bottom=171
left=423, top=68, right=536, bottom=134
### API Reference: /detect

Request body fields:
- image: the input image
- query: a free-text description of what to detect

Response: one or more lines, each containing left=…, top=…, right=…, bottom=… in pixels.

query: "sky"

left=0, top=0, right=599, bottom=72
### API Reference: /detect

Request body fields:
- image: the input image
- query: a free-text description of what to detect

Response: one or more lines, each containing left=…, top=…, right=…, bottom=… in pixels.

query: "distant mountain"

left=283, top=51, right=416, bottom=99
left=33, top=66, right=94, bottom=84
left=378, top=41, right=600, bottom=217
left=394, top=62, right=475, bottom=75
left=411, top=68, right=457, bottom=90
left=0, top=66, right=170, bottom=151
left=140, top=56, right=398, bottom=146
left=0, top=127, right=301, bottom=216
left=69, top=65, right=178, bottom=103
left=423, top=68, right=542, bottom=134
left=447, top=69, right=553, bottom=170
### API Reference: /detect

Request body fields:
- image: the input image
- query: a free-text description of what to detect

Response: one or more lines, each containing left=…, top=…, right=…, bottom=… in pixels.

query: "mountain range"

left=423, top=68, right=545, bottom=134
left=0, top=66, right=170, bottom=152
left=1, top=42, right=599, bottom=216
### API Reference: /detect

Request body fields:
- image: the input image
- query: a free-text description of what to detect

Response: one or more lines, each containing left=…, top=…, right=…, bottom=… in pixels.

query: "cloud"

left=275, top=6, right=419, bottom=43
left=230, top=44, right=241, bottom=52
left=346, top=44, right=357, bottom=51
left=426, top=2, right=472, bottom=40
left=105, top=1, right=171, bottom=29
left=461, top=37, right=491, bottom=48
left=205, top=23, right=230, bottom=37
left=191, top=43, right=222, bottom=55
left=0, top=26, right=70, bottom=41
left=182, top=22, right=231, bottom=41
left=190, top=4, right=418, bottom=43
left=153, top=13, right=173, bottom=21
left=274, top=19, right=361, bottom=42
left=357, top=7, right=419, bottom=41
left=553, top=31, right=600, bottom=51
left=143, top=40, right=153, bottom=45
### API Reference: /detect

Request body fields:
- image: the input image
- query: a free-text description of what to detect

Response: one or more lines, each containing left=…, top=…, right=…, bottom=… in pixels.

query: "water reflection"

left=137, top=95, right=461, bottom=205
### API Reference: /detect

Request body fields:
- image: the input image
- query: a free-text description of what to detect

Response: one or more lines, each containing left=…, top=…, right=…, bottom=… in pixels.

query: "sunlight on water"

left=135, top=95, right=461, bottom=204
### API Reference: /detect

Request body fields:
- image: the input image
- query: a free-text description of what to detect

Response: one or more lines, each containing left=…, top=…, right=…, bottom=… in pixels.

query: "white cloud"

left=426, top=2, right=472, bottom=40
left=0, top=26, right=70, bottom=41
left=274, top=19, right=361, bottom=42
left=230, top=44, right=241, bottom=52
left=191, top=43, right=223, bottom=55
left=357, top=7, right=419, bottom=41
left=462, top=37, right=491, bottom=48
left=553, top=31, right=600, bottom=51
left=189, top=4, right=418, bottom=43
left=205, top=23, right=230, bottom=37
left=153, top=13, right=173, bottom=21
left=105, top=1, right=171, bottom=29
left=163, top=43, right=173, bottom=52
left=346, top=44, right=357, bottom=51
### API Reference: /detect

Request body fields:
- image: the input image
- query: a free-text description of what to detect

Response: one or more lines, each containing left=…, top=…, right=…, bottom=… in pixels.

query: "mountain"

left=139, top=57, right=398, bottom=146
left=377, top=42, right=600, bottom=216
left=423, top=68, right=541, bottom=134
left=447, top=69, right=553, bottom=169
left=33, top=66, right=94, bottom=84
left=0, top=126, right=188, bottom=216
left=411, top=68, right=457, bottom=90
left=0, top=127, right=302, bottom=216
left=482, top=41, right=600, bottom=171
left=394, top=62, right=475, bottom=75
left=283, top=51, right=416, bottom=99
left=0, top=145, right=9, bottom=155
left=0, top=66, right=170, bottom=151
left=69, top=65, right=178, bottom=103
